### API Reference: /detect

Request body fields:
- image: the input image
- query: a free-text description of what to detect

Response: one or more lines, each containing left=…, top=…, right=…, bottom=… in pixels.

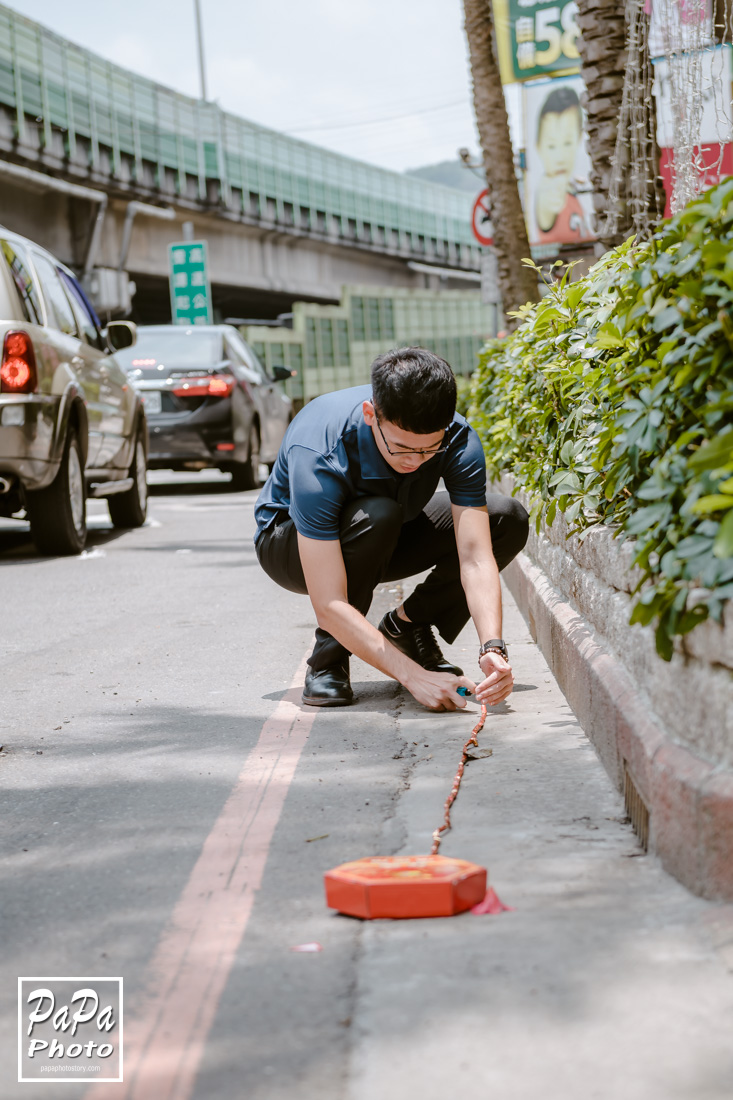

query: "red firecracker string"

left=430, top=702, right=488, bottom=856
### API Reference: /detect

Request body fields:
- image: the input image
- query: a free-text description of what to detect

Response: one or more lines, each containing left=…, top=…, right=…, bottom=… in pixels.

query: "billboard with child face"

left=523, top=76, right=596, bottom=249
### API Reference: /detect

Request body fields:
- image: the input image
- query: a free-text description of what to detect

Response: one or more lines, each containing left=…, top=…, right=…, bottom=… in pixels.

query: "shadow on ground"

left=0, top=518, right=130, bottom=564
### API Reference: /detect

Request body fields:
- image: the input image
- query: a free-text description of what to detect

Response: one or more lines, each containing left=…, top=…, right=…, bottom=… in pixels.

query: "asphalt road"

left=2, top=474, right=733, bottom=1100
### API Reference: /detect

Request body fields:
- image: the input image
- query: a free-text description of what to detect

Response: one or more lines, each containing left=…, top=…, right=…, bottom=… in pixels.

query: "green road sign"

left=168, top=240, right=213, bottom=325
left=493, top=0, right=581, bottom=84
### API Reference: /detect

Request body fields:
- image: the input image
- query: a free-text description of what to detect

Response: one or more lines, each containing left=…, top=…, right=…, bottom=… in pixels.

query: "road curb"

left=503, top=552, right=733, bottom=901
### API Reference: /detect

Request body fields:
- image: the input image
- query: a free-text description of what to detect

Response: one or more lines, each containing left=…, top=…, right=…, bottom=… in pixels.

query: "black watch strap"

left=479, top=638, right=508, bottom=660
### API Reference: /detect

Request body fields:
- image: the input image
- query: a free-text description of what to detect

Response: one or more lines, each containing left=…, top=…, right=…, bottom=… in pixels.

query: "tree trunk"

left=713, top=0, right=733, bottom=42
left=575, top=0, right=664, bottom=247
left=463, top=0, right=539, bottom=318
left=574, top=0, right=629, bottom=246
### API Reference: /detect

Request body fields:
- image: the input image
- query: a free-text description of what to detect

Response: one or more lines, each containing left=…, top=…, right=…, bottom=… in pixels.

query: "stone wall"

left=494, top=474, right=733, bottom=899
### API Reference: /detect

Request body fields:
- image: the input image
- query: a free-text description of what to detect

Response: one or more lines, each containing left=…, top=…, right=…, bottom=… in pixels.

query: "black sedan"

left=116, top=325, right=292, bottom=489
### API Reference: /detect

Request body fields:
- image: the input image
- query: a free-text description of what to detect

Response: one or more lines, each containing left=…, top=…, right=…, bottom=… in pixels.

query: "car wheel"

left=27, top=429, right=87, bottom=555
left=229, top=423, right=261, bottom=491
left=108, top=429, right=148, bottom=528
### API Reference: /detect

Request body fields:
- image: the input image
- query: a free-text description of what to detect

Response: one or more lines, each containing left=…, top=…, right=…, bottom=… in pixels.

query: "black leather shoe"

left=302, top=661, right=354, bottom=707
left=378, top=611, right=463, bottom=676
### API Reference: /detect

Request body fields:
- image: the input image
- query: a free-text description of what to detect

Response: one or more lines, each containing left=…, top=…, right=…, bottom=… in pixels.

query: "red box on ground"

left=324, top=854, right=487, bottom=919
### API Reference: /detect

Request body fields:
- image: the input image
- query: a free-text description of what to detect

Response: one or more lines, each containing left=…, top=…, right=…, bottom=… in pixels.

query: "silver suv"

left=0, top=230, right=147, bottom=554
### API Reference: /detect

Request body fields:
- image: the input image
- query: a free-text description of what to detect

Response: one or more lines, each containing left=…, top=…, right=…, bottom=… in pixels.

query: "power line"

left=285, top=98, right=470, bottom=135
left=313, top=122, right=479, bottom=158
left=282, top=90, right=470, bottom=132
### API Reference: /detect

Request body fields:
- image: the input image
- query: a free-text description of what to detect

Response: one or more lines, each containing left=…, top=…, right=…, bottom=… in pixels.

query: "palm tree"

left=574, top=0, right=629, bottom=245
left=575, top=0, right=664, bottom=246
left=463, top=0, right=539, bottom=317
left=713, top=1, right=733, bottom=40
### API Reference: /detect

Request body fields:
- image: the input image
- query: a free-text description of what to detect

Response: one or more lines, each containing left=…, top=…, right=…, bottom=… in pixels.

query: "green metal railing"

left=245, top=285, right=495, bottom=404
left=0, top=4, right=479, bottom=258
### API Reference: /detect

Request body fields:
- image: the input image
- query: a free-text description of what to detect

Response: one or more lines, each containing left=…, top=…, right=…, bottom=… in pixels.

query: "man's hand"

left=403, top=667, right=477, bottom=712
left=475, top=651, right=513, bottom=706
left=298, top=531, right=492, bottom=713
left=298, top=533, right=475, bottom=709
left=451, top=503, right=510, bottom=706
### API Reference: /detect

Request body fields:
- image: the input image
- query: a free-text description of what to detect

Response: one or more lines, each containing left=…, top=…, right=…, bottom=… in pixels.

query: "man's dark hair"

left=537, top=86, right=582, bottom=142
left=370, top=347, right=457, bottom=434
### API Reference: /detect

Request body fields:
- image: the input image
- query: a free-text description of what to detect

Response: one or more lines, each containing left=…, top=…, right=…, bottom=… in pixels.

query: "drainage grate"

left=624, top=765, right=650, bottom=852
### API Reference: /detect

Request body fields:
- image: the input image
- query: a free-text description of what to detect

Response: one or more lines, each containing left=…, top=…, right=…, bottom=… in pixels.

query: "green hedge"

left=470, top=177, right=733, bottom=660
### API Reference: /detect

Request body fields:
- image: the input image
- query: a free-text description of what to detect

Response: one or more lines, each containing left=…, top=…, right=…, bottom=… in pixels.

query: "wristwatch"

left=479, top=638, right=508, bottom=662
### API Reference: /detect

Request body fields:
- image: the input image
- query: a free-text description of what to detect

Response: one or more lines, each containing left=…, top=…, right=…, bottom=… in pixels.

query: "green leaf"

left=696, top=320, right=721, bottom=341
left=630, top=598, right=661, bottom=627
left=637, top=483, right=671, bottom=501
left=675, top=535, right=714, bottom=559
left=565, top=499, right=582, bottom=523
left=625, top=503, right=671, bottom=534
left=713, top=510, right=733, bottom=559
left=550, top=470, right=581, bottom=493
left=674, top=250, right=702, bottom=276
left=655, top=618, right=675, bottom=661
left=688, top=432, right=733, bottom=472
left=595, top=324, right=625, bottom=349
left=672, top=363, right=696, bottom=389
left=690, top=494, right=733, bottom=514
left=566, top=284, right=585, bottom=310
left=652, top=306, right=681, bottom=332
left=560, top=439, right=575, bottom=464
left=678, top=606, right=709, bottom=634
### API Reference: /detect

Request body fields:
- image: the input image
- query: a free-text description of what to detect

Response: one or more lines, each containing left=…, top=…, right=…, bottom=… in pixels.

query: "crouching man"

left=254, top=347, right=528, bottom=712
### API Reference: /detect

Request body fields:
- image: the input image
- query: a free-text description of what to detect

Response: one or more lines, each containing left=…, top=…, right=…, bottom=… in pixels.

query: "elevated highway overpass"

left=0, top=4, right=483, bottom=322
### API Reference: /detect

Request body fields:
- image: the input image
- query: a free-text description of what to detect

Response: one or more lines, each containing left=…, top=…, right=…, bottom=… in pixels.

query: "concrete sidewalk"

left=348, top=581, right=733, bottom=1100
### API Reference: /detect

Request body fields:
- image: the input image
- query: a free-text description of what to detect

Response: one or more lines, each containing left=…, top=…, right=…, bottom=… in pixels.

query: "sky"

left=12, top=0, right=484, bottom=175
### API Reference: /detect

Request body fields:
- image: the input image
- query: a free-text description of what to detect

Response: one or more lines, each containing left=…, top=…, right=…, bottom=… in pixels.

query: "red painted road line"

left=86, top=654, right=317, bottom=1100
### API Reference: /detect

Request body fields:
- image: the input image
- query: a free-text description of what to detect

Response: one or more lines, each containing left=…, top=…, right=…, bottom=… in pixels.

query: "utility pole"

left=194, top=0, right=208, bottom=101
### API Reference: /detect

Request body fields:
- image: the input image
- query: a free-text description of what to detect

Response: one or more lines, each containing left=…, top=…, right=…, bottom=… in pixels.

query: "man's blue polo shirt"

left=254, top=384, right=487, bottom=543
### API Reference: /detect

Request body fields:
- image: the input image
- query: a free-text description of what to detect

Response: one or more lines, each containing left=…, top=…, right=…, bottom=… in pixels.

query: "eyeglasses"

left=374, top=412, right=448, bottom=457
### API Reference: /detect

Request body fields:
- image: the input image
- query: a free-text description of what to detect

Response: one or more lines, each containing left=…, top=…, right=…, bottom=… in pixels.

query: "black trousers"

left=255, top=490, right=529, bottom=670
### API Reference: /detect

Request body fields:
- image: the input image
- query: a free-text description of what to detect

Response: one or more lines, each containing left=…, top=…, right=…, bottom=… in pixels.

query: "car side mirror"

left=272, top=365, right=295, bottom=383
left=106, top=321, right=137, bottom=351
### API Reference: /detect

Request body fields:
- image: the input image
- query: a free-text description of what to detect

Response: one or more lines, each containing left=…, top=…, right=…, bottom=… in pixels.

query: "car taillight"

left=1, top=331, right=38, bottom=394
left=171, top=375, right=235, bottom=398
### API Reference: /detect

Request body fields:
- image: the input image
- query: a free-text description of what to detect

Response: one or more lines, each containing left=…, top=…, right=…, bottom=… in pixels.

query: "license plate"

left=143, top=391, right=162, bottom=415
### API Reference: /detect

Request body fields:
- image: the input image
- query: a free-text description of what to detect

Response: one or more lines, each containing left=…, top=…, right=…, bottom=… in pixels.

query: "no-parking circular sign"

left=471, top=189, right=494, bottom=247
